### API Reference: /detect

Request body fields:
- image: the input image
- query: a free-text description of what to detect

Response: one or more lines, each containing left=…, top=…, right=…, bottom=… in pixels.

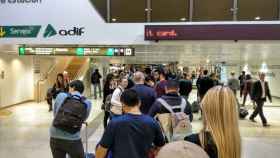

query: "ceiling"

left=1, top=41, right=280, bottom=66
left=91, top=0, right=280, bottom=22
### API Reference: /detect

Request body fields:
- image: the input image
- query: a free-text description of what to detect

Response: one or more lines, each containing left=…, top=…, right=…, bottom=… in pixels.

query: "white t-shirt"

left=260, top=80, right=266, bottom=99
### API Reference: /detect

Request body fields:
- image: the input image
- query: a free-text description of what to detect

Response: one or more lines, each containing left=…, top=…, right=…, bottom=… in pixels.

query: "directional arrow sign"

left=0, top=25, right=41, bottom=38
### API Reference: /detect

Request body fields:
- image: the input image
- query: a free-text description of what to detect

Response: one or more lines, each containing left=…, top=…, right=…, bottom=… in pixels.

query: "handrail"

left=74, top=58, right=90, bottom=80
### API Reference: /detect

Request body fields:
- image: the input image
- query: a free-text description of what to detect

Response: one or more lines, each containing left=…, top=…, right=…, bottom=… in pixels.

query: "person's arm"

left=96, top=121, right=115, bottom=158
left=84, top=100, right=92, bottom=120
left=151, top=89, right=157, bottom=105
left=148, top=101, right=160, bottom=117
left=110, top=88, right=122, bottom=107
left=95, top=145, right=108, bottom=158
left=184, top=101, right=193, bottom=122
left=153, top=121, right=166, bottom=147
left=251, top=82, right=257, bottom=101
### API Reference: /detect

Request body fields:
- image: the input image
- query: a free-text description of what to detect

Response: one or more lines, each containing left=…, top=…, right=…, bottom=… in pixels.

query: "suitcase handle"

left=83, top=122, right=88, bottom=153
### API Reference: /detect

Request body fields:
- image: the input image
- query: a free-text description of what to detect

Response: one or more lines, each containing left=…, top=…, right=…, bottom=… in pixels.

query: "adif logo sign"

left=43, top=24, right=85, bottom=38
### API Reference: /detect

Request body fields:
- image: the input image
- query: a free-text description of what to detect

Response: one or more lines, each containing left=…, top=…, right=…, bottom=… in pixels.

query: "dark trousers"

left=50, top=138, right=84, bottom=158
left=250, top=99, right=267, bottom=125
left=103, top=111, right=110, bottom=128
left=93, top=83, right=102, bottom=99
left=240, top=85, right=244, bottom=97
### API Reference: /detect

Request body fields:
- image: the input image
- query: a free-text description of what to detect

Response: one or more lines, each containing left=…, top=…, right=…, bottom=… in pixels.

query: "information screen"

left=18, top=46, right=135, bottom=56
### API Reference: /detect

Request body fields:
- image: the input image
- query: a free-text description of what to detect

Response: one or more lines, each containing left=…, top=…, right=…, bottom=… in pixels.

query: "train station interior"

left=1, top=1, right=280, bottom=158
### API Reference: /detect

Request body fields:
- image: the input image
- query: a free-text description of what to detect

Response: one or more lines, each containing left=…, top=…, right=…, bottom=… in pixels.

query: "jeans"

left=93, top=83, right=102, bottom=99
left=50, top=138, right=84, bottom=158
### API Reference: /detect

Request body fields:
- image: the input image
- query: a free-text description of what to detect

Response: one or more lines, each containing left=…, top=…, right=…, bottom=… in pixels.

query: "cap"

left=156, top=141, right=209, bottom=158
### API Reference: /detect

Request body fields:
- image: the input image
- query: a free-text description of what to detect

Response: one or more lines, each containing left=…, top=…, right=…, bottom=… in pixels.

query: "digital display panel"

left=145, top=24, right=280, bottom=40
left=18, top=46, right=135, bottom=56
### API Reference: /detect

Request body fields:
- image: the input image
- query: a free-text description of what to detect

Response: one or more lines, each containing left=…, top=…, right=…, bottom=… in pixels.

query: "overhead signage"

left=18, top=46, right=135, bottom=56
left=145, top=24, right=280, bottom=40
left=43, top=24, right=85, bottom=38
left=0, top=25, right=41, bottom=38
left=0, top=0, right=43, bottom=4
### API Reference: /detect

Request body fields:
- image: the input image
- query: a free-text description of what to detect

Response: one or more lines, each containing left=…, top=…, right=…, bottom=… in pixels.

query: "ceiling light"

left=111, top=18, right=117, bottom=22
left=180, top=18, right=187, bottom=21
left=255, top=16, right=261, bottom=20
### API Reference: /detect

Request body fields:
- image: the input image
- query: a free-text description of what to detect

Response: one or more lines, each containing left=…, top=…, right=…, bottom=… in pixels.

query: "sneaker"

left=249, top=117, right=257, bottom=123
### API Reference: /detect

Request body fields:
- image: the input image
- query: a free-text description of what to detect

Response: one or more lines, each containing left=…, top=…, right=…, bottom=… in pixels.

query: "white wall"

left=249, top=66, right=280, bottom=97
left=267, top=69, right=280, bottom=97
left=0, top=54, right=34, bottom=108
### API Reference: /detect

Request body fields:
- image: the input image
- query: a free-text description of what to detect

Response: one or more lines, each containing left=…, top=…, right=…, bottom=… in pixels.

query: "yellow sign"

left=0, top=27, right=6, bottom=37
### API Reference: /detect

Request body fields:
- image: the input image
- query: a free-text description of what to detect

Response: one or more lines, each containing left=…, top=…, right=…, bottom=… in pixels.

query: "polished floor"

left=0, top=93, right=280, bottom=158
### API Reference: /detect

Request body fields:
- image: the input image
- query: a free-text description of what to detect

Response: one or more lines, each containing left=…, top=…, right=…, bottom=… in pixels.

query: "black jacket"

left=251, top=80, right=272, bottom=102
left=198, top=77, right=214, bottom=96
left=179, top=79, right=192, bottom=96
left=148, top=92, right=193, bottom=122
left=91, top=72, right=102, bottom=84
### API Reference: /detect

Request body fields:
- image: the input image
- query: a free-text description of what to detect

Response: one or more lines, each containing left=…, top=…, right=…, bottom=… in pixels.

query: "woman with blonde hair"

left=185, top=86, right=241, bottom=158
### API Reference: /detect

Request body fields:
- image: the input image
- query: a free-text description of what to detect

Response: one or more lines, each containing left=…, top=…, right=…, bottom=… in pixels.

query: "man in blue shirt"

left=96, top=89, right=165, bottom=158
left=50, top=80, right=92, bottom=158
left=131, top=71, right=157, bottom=114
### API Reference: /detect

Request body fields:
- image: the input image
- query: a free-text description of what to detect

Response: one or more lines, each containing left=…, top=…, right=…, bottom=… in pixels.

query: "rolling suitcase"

left=67, top=122, right=95, bottom=158
left=191, top=101, right=200, bottom=113
left=239, top=107, right=249, bottom=119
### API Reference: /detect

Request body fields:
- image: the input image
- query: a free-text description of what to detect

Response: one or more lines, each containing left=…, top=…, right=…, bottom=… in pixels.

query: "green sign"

left=106, top=48, right=114, bottom=56
left=76, top=48, right=84, bottom=56
left=0, top=25, right=41, bottom=38
left=18, top=46, right=135, bottom=56
left=43, top=24, right=57, bottom=38
left=19, top=47, right=25, bottom=55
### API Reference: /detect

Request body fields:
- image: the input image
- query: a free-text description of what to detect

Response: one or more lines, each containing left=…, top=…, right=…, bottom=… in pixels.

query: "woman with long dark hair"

left=50, top=73, right=68, bottom=111
left=102, top=73, right=116, bottom=128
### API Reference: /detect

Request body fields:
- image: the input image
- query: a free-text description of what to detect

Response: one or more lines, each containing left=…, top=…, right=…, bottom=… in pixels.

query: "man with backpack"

left=96, top=89, right=165, bottom=158
left=149, top=80, right=193, bottom=141
left=50, top=80, right=92, bottom=158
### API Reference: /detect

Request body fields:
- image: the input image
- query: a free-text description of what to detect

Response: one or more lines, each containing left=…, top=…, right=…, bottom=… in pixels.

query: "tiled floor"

left=0, top=93, right=280, bottom=158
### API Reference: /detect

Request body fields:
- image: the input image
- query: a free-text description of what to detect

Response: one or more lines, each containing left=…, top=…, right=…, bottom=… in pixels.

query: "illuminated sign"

left=18, top=46, right=135, bottom=56
left=145, top=24, right=280, bottom=40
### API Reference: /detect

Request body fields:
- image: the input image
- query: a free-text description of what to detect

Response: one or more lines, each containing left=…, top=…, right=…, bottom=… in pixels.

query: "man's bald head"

left=133, top=71, right=145, bottom=84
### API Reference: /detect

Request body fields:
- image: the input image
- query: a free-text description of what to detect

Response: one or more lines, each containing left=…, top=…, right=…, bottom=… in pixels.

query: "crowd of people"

left=48, top=67, right=272, bottom=158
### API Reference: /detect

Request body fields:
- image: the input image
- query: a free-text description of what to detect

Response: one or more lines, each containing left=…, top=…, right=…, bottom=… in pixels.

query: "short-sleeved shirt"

left=155, top=80, right=168, bottom=98
left=99, top=113, right=165, bottom=158
left=131, top=84, right=157, bottom=114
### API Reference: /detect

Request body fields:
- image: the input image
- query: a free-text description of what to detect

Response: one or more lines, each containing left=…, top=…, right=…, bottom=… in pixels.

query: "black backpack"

left=53, top=95, right=88, bottom=134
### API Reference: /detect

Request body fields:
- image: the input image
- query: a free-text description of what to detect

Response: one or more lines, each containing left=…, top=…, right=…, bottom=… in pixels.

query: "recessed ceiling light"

left=180, top=18, right=187, bottom=21
left=112, top=18, right=117, bottom=22
left=255, top=16, right=261, bottom=20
